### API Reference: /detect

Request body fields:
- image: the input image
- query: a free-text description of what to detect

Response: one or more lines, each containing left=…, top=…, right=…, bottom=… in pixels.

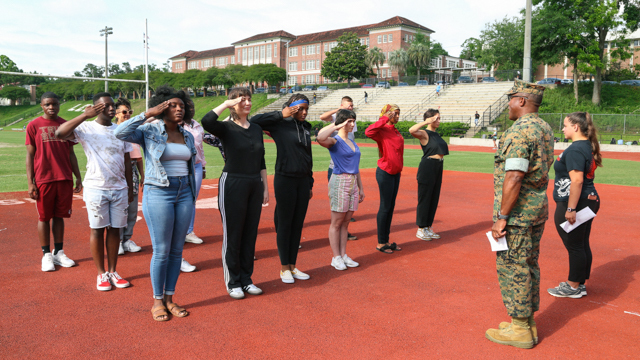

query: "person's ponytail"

left=585, top=112, right=602, bottom=167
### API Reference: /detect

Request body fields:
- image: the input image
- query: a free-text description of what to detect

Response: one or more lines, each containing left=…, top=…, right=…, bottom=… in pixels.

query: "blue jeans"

left=120, top=192, right=139, bottom=241
left=187, top=162, right=203, bottom=234
left=142, top=176, right=193, bottom=299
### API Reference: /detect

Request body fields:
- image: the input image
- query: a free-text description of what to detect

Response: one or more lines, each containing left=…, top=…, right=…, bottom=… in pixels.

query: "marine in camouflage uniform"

left=486, top=80, right=554, bottom=349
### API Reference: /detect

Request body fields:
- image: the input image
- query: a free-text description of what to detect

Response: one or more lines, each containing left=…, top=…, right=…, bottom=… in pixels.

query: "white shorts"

left=83, top=188, right=129, bottom=229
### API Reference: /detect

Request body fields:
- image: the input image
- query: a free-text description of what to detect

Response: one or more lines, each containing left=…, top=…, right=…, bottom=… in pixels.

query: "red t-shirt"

left=25, top=116, right=75, bottom=184
left=365, top=116, right=404, bottom=175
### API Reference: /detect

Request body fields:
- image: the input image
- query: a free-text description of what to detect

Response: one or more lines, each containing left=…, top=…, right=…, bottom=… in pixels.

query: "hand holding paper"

left=560, top=207, right=597, bottom=233
left=486, top=231, right=508, bottom=252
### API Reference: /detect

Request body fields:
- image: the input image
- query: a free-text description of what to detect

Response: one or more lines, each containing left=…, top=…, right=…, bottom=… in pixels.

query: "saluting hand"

left=282, top=105, right=299, bottom=118
left=224, top=98, right=243, bottom=108
left=145, top=101, right=170, bottom=119
left=83, top=103, right=105, bottom=118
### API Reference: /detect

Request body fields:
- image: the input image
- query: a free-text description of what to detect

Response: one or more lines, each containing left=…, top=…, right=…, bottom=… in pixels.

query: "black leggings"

left=554, top=197, right=600, bottom=284
left=273, top=174, right=311, bottom=266
left=218, top=173, right=263, bottom=290
left=416, top=159, right=443, bottom=228
left=375, top=167, right=401, bottom=244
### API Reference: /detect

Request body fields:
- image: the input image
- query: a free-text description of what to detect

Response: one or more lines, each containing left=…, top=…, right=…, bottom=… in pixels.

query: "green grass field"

left=2, top=130, right=639, bottom=193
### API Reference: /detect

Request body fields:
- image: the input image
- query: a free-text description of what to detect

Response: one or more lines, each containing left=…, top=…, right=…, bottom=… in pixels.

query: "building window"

left=388, top=34, right=393, bottom=42
left=447, top=60, right=456, bottom=68
left=254, top=47, right=259, bottom=61
left=266, top=45, right=271, bottom=59
left=289, top=47, right=298, bottom=57
left=382, top=69, right=386, bottom=77
left=302, top=61, right=305, bottom=70
left=242, top=48, right=247, bottom=62
left=273, top=44, right=277, bottom=57
left=377, top=35, right=382, bottom=44
left=316, top=44, right=320, bottom=54
left=316, top=74, right=319, bottom=83
left=324, top=44, right=328, bottom=52
left=175, top=63, right=182, bottom=69
left=231, top=55, right=235, bottom=64
left=260, top=45, right=265, bottom=59
left=316, top=60, right=320, bottom=69
left=289, top=62, right=297, bottom=71
left=248, top=48, right=253, bottom=61
left=634, top=40, right=639, bottom=46
left=288, top=76, right=296, bottom=85
left=188, top=62, right=195, bottom=69
left=383, top=35, right=387, bottom=43
left=302, top=46, right=305, bottom=56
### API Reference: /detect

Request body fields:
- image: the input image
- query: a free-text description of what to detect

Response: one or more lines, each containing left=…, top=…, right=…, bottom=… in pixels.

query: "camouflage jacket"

left=493, top=113, right=554, bottom=226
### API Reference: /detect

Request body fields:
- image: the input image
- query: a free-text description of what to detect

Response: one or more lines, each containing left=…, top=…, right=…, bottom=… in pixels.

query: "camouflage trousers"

left=496, top=223, right=545, bottom=318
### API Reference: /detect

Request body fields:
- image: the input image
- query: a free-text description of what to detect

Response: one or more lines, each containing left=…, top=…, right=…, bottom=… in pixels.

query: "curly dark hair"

left=282, top=93, right=310, bottom=109
left=149, top=85, right=193, bottom=121
left=115, top=97, right=131, bottom=110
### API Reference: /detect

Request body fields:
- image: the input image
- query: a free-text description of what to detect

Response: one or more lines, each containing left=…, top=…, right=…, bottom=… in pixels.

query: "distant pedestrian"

left=313, top=92, right=317, bottom=104
left=492, top=129, right=498, bottom=149
left=364, top=91, right=368, bottom=104
left=475, top=111, right=480, bottom=126
left=436, top=83, right=441, bottom=96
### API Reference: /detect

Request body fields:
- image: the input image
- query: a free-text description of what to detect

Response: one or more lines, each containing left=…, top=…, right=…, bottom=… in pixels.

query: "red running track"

left=1, top=168, right=639, bottom=359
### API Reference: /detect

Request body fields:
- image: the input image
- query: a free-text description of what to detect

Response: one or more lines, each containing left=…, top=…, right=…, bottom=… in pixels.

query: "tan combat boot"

left=499, top=319, right=538, bottom=344
left=486, top=318, right=534, bottom=349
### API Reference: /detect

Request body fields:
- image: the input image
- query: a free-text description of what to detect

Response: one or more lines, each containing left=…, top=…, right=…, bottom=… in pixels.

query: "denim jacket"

left=114, top=112, right=197, bottom=200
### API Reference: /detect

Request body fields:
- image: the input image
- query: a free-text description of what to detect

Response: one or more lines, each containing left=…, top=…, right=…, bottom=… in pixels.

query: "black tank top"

left=420, top=130, right=449, bottom=157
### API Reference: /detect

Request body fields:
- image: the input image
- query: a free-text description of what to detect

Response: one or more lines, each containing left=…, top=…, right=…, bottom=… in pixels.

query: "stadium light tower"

left=523, top=0, right=532, bottom=82
left=100, top=26, right=113, bottom=92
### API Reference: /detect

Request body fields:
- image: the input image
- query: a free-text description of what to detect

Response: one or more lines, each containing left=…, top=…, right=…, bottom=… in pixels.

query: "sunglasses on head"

left=118, top=110, right=133, bottom=115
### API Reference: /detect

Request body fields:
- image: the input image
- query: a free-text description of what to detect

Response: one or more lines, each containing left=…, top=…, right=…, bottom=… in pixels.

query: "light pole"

left=100, top=26, right=113, bottom=92
left=523, top=0, right=532, bottom=82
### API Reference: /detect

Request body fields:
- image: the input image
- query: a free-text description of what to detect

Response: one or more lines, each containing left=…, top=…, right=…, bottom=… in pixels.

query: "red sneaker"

left=109, top=272, right=130, bottom=288
left=97, top=273, right=112, bottom=291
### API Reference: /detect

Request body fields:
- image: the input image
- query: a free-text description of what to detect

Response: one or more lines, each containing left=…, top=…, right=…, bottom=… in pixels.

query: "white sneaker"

left=122, top=240, right=141, bottom=252
left=331, top=256, right=347, bottom=271
left=108, top=271, right=130, bottom=288
left=280, top=270, right=295, bottom=283
left=180, top=258, right=196, bottom=272
left=228, top=287, right=245, bottom=299
left=243, top=284, right=263, bottom=295
left=427, top=227, right=441, bottom=239
left=416, top=228, right=432, bottom=241
left=185, top=232, right=203, bottom=244
left=97, top=273, right=112, bottom=291
left=52, top=250, right=75, bottom=267
left=41, top=253, right=55, bottom=272
left=342, top=254, right=359, bottom=268
left=291, top=268, right=310, bottom=280
left=118, top=241, right=124, bottom=255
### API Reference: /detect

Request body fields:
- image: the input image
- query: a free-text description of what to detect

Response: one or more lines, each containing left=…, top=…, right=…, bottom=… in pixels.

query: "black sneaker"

left=347, top=233, right=357, bottom=240
left=579, top=284, right=587, bottom=296
left=548, top=282, right=582, bottom=298
left=350, top=218, right=356, bottom=222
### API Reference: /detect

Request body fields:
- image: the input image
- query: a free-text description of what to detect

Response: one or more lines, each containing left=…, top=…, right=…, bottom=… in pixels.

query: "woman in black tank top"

left=409, top=109, right=449, bottom=241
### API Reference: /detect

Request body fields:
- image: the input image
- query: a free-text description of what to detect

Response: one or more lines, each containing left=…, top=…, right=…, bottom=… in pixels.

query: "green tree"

left=366, top=47, right=386, bottom=76
left=460, top=37, right=482, bottom=61
left=407, top=43, right=430, bottom=78
left=321, top=32, right=369, bottom=86
left=388, top=49, right=409, bottom=76
left=82, top=63, right=104, bottom=78
left=476, top=16, right=524, bottom=70
left=0, top=55, right=23, bottom=86
left=0, top=85, right=30, bottom=105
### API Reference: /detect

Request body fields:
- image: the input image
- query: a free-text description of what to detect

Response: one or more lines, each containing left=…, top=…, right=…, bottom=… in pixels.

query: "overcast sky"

left=1, top=0, right=526, bottom=76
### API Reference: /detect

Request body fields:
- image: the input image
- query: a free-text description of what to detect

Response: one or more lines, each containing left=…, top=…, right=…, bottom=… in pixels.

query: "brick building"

left=169, top=16, right=464, bottom=85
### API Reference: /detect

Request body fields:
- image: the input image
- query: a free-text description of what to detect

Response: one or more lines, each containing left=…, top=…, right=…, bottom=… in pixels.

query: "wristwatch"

left=498, top=212, right=509, bottom=220
left=566, top=208, right=575, bottom=213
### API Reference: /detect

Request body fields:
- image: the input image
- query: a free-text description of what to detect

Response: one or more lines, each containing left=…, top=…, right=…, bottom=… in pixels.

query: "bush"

left=308, top=120, right=469, bottom=139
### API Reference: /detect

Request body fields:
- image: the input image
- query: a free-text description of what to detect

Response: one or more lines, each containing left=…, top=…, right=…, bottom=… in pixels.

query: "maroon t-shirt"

left=25, top=116, right=75, bottom=184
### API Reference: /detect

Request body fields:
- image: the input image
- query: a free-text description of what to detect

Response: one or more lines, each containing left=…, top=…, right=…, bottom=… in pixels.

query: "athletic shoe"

left=97, top=273, right=112, bottom=291
left=243, top=284, right=263, bottom=295
left=52, top=250, right=75, bottom=267
left=416, top=228, right=432, bottom=241
left=122, top=240, right=141, bottom=252
left=280, top=270, right=295, bottom=283
left=118, top=241, right=125, bottom=255
left=41, top=253, right=55, bottom=272
left=427, top=227, right=441, bottom=239
left=109, top=271, right=130, bottom=288
left=185, top=232, right=203, bottom=244
left=331, top=256, right=347, bottom=271
left=579, top=284, right=587, bottom=296
left=180, top=258, right=196, bottom=272
left=548, top=282, right=582, bottom=298
left=347, top=233, right=358, bottom=240
left=350, top=218, right=356, bottom=222
left=342, top=254, right=359, bottom=268
left=291, top=268, right=310, bottom=280
left=228, top=287, right=245, bottom=299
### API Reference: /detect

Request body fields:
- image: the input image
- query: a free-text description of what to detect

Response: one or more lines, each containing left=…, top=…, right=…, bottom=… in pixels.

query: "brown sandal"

left=151, top=305, right=169, bottom=322
left=166, top=302, right=189, bottom=317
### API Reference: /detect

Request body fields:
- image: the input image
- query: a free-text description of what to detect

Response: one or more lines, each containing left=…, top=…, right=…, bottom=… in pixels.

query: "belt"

left=428, top=157, right=444, bottom=162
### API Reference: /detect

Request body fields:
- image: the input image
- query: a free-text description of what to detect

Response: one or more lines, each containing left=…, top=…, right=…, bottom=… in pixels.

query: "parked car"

left=435, top=80, right=450, bottom=85
left=362, top=84, right=374, bottom=88
left=620, top=80, right=640, bottom=86
left=561, top=79, right=574, bottom=84
left=415, top=80, right=429, bottom=86
left=303, top=85, right=317, bottom=91
left=279, top=87, right=288, bottom=94
left=457, top=76, right=473, bottom=83
left=254, top=87, right=266, bottom=93
left=292, top=85, right=302, bottom=91
left=317, top=86, right=328, bottom=91
left=482, top=77, right=496, bottom=83
left=268, top=86, right=277, bottom=93
left=602, top=81, right=618, bottom=85
left=196, top=92, right=204, bottom=97
left=398, top=82, right=409, bottom=87
left=188, top=91, right=195, bottom=97
left=537, top=78, right=562, bottom=85
left=376, top=81, right=390, bottom=88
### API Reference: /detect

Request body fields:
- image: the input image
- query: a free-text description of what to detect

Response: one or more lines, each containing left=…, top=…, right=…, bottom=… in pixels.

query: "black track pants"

left=273, top=174, right=311, bottom=266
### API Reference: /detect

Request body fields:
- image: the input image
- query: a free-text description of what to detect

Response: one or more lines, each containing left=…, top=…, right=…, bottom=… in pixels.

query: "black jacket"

left=250, top=112, right=314, bottom=189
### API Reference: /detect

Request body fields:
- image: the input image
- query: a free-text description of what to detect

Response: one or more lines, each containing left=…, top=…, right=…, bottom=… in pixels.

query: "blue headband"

left=290, top=99, right=309, bottom=107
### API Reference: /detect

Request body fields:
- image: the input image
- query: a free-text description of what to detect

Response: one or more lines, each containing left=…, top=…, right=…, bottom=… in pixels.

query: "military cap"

left=506, top=79, right=545, bottom=96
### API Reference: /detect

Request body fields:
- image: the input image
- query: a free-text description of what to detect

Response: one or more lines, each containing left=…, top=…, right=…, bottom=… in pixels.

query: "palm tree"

left=388, top=49, right=409, bottom=77
left=366, top=47, right=386, bottom=78
left=407, top=43, right=431, bottom=79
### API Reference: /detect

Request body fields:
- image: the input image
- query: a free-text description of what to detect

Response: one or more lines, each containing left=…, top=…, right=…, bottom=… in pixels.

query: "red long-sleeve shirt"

left=365, top=116, right=404, bottom=175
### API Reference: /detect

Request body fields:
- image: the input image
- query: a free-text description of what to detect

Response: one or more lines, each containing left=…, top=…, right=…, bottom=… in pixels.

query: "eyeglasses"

left=118, top=110, right=133, bottom=115
left=508, top=95, right=528, bottom=101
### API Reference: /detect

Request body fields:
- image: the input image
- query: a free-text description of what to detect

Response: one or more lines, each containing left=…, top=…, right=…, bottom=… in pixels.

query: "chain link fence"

left=540, top=113, right=640, bottom=143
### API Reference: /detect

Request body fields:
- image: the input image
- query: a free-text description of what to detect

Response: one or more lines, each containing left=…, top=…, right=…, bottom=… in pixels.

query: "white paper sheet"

left=560, top=207, right=597, bottom=233
left=486, top=231, right=509, bottom=251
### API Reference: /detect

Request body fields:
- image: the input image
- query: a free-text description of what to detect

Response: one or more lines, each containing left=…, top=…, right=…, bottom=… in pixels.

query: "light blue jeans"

left=142, top=176, right=193, bottom=299
left=187, top=162, right=203, bottom=234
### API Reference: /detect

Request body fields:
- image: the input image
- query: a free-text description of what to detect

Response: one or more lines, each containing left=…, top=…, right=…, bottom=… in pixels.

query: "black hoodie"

left=250, top=112, right=314, bottom=189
